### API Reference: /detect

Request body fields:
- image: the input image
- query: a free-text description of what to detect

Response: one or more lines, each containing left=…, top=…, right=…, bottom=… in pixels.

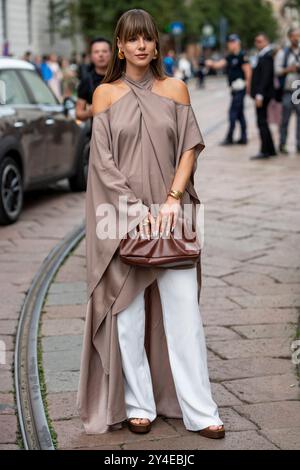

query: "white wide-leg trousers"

left=116, top=266, right=223, bottom=431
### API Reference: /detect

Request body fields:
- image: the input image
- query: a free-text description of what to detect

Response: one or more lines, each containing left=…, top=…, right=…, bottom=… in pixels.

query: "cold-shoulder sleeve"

left=175, top=103, right=205, bottom=171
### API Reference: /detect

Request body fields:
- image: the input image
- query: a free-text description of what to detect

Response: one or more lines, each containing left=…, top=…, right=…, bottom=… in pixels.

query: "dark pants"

left=256, top=97, right=276, bottom=155
left=280, top=91, right=300, bottom=149
left=227, top=89, right=247, bottom=141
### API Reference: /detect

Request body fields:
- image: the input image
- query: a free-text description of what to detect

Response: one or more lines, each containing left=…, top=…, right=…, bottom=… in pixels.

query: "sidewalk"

left=3, top=77, right=299, bottom=450
left=0, top=188, right=85, bottom=449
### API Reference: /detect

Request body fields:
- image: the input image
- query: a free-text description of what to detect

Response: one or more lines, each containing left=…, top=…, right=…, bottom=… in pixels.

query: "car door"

left=0, top=68, right=46, bottom=182
left=18, top=69, right=78, bottom=177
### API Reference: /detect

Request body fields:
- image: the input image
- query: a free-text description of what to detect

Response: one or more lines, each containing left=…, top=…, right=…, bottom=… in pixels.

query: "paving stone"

left=218, top=407, right=257, bottom=431
left=223, top=374, right=299, bottom=403
left=204, top=326, right=242, bottom=341
left=41, top=319, right=85, bottom=337
left=48, top=282, right=86, bottom=294
left=123, top=430, right=277, bottom=450
left=46, top=291, right=86, bottom=306
left=0, top=444, right=20, bottom=449
left=53, top=417, right=178, bottom=449
left=0, top=393, right=16, bottom=415
left=211, top=383, right=243, bottom=406
left=234, top=401, right=300, bottom=430
left=0, top=320, right=18, bottom=335
left=228, top=294, right=300, bottom=309
left=46, top=371, right=79, bottom=393
left=42, top=335, right=82, bottom=352
left=0, top=371, right=13, bottom=393
left=231, top=323, right=296, bottom=340
left=47, top=392, right=79, bottom=420
left=202, top=308, right=298, bottom=326
left=207, top=338, right=292, bottom=359
left=0, top=415, right=17, bottom=444
left=43, top=349, right=81, bottom=372
left=208, top=357, right=293, bottom=382
left=42, top=305, right=86, bottom=320
left=260, top=427, right=300, bottom=450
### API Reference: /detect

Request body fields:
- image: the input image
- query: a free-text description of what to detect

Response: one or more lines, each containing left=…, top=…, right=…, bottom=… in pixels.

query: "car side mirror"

left=63, top=97, right=75, bottom=116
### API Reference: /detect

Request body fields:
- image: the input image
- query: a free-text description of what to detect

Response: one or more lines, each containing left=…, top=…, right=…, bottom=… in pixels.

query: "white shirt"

left=275, top=46, right=300, bottom=91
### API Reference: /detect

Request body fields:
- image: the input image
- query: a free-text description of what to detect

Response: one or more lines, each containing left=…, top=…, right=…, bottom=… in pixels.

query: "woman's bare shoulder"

left=92, top=79, right=127, bottom=115
left=154, top=76, right=191, bottom=105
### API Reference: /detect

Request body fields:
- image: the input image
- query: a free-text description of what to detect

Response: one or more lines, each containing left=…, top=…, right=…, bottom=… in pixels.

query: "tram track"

left=14, top=224, right=85, bottom=449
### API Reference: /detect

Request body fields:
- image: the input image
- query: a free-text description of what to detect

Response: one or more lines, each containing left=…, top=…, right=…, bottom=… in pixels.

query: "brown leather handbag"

left=119, top=216, right=201, bottom=268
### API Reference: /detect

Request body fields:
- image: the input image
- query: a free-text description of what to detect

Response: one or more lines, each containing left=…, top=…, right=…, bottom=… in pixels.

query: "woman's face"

left=118, top=33, right=156, bottom=65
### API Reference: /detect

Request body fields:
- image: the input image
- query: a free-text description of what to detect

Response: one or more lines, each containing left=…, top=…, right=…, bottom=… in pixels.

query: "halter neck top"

left=121, top=67, right=155, bottom=91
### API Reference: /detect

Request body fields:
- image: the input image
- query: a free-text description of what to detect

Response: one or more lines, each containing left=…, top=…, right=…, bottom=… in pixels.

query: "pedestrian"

left=274, top=28, right=300, bottom=155
left=163, top=49, right=176, bottom=76
left=175, top=52, right=192, bottom=82
left=61, top=58, right=78, bottom=99
left=77, top=52, right=90, bottom=81
left=40, top=55, right=53, bottom=84
left=75, top=37, right=112, bottom=122
left=196, top=46, right=207, bottom=89
left=47, top=53, right=63, bottom=102
left=205, top=34, right=251, bottom=145
left=76, top=8, right=225, bottom=439
left=250, top=33, right=277, bottom=159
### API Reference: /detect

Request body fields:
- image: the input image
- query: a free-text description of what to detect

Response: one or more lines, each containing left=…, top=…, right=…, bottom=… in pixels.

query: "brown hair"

left=102, top=9, right=166, bottom=84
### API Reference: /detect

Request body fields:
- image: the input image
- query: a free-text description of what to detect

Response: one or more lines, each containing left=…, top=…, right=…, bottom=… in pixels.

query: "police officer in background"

left=206, top=34, right=252, bottom=145
left=76, top=37, right=112, bottom=122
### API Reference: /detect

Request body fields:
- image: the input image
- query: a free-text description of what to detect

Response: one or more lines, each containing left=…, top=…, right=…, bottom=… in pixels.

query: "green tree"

left=48, top=0, right=279, bottom=50
left=189, top=0, right=279, bottom=48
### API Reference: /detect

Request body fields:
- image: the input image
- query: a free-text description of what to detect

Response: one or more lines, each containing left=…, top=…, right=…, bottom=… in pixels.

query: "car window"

left=0, top=69, right=31, bottom=105
left=19, top=69, right=58, bottom=106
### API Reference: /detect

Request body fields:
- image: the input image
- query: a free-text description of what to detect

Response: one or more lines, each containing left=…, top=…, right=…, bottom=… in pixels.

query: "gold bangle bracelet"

left=168, top=189, right=183, bottom=200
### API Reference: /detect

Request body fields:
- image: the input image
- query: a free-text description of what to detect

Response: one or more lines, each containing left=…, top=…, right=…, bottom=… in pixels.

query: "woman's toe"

left=140, top=418, right=150, bottom=424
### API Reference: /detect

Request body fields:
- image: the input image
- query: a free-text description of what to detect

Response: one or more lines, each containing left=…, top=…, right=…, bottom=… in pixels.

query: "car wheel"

left=69, top=139, right=90, bottom=192
left=0, top=156, right=23, bottom=225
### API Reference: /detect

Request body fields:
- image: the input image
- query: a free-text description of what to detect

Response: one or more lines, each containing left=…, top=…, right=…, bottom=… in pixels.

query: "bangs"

left=121, top=11, right=157, bottom=42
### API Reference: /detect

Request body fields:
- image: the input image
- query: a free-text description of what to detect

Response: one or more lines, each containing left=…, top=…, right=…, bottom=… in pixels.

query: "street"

left=0, top=76, right=300, bottom=449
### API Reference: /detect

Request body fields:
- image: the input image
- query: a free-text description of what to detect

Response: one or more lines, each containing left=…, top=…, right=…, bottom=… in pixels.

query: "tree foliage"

left=50, top=0, right=280, bottom=50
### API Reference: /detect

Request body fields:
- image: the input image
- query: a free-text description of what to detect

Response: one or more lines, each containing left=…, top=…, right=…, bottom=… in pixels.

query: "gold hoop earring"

left=152, top=48, right=158, bottom=60
left=118, top=49, right=125, bottom=60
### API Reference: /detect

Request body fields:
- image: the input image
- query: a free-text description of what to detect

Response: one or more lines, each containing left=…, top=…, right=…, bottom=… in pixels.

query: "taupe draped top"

left=77, top=66, right=206, bottom=434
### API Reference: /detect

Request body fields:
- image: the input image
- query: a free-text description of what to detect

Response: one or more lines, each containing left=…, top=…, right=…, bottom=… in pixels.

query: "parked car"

left=0, top=57, right=91, bottom=225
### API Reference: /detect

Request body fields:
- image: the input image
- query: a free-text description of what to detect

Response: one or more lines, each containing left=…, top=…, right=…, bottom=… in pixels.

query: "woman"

left=77, top=8, right=225, bottom=439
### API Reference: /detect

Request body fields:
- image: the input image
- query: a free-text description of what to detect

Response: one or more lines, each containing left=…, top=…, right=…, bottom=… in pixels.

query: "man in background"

left=275, top=28, right=300, bottom=154
left=250, top=33, right=277, bottom=160
left=76, top=37, right=112, bottom=122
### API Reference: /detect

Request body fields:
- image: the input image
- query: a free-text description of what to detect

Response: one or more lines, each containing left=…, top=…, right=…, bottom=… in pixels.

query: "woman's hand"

left=138, top=197, right=181, bottom=239
left=138, top=210, right=156, bottom=240
left=155, top=197, right=181, bottom=238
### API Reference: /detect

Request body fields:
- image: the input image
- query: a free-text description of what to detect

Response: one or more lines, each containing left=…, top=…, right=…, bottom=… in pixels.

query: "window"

left=18, top=69, right=58, bottom=105
left=0, top=70, right=30, bottom=105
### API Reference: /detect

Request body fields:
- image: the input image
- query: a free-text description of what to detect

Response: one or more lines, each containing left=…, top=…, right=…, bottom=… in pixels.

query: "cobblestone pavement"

left=0, top=185, right=85, bottom=449
left=1, top=77, right=299, bottom=450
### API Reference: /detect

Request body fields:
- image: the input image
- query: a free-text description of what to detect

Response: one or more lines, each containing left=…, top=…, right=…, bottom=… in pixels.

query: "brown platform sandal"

left=127, top=418, right=152, bottom=434
left=198, top=425, right=225, bottom=439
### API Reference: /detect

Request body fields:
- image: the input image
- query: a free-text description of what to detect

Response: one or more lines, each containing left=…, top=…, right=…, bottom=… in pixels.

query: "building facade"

left=0, top=0, right=84, bottom=58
